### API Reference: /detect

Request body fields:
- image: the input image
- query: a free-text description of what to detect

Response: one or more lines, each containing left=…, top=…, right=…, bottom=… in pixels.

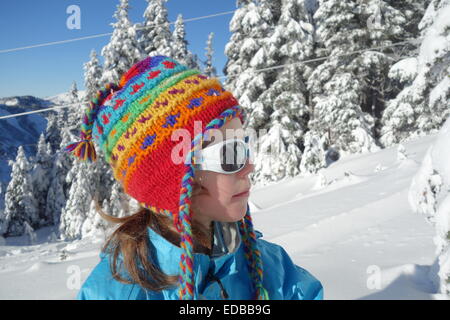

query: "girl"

left=66, top=55, right=323, bottom=300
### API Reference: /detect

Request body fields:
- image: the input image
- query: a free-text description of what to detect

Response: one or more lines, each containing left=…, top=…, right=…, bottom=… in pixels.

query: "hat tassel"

left=64, top=138, right=97, bottom=162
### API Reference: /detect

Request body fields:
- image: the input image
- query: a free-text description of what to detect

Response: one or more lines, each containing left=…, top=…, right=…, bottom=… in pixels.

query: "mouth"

left=232, top=189, right=250, bottom=197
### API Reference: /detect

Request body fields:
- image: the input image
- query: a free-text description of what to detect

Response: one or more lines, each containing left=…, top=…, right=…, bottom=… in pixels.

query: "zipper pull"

left=206, top=272, right=229, bottom=299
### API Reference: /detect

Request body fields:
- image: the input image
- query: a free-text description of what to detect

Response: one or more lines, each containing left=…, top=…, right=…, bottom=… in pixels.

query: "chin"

left=225, top=202, right=248, bottom=222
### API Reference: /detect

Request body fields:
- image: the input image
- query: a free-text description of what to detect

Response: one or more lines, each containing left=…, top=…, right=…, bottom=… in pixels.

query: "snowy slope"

left=44, top=90, right=86, bottom=107
left=0, top=133, right=441, bottom=299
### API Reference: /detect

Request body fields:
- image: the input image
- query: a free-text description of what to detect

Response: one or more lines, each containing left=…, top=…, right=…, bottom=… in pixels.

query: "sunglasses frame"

left=194, top=135, right=253, bottom=174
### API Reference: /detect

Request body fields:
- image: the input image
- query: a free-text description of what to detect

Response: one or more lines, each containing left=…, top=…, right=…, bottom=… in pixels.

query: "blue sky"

left=0, top=0, right=236, bottom=99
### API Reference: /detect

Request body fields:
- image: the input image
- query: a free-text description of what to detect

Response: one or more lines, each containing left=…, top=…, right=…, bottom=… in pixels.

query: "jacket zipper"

left=206, top=271, right=229, bottom=299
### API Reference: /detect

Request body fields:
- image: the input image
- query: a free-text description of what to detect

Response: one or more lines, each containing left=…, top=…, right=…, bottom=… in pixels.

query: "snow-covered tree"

left=225, top=0, right=285, bottom=185
left=253, top=0, right=314, bottom=181
left=44, top=112, right=61, bottom=154
left=81, top=198, right=109, bottom=239
left=45, top=129, right=74, bottom=228
left=69, top=81, right=79, bottom=105
left=67, top=81, right=84, bottom=126
left=408, top=116, right=450, bottom=297
left=83, top=49, right=103, bottom=103
left=385, top=0, right=432, bottom=39
left=409, top=0, right=437, bottom=33
left=107, top=180, right=128, bottom=218
left=172, top=14, right=199, bottom=69
left=251, top=124, right=290, bottom=186
left=101, top=0, right=143, bottom=85
left=59, top=159, right=98, bottom=240
left=307, top=0, right=413, bottom=156
left=30, top=134, right=53, bottom=226
left=299, top=130, right=328, bottom=175
left=224, top=0, right=276, bottom=108
left=45, top=157, right=68, bottom=228
left=0, top=146, right=39, bottom=237
left=380, top=0, right=450, bottom=147
left=59, top=137, right=121, bottom=239
left=137, top=0, right=173, bottom=57
left=204, top=32, right=217, bottom=77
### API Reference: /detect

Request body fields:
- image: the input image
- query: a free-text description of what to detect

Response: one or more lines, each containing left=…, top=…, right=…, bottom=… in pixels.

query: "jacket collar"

left=145, top=221, right=244, bottom=290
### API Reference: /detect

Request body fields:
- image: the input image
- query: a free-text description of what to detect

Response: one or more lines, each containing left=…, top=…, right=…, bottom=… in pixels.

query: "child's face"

left=191, top=117, right=254, bottom=228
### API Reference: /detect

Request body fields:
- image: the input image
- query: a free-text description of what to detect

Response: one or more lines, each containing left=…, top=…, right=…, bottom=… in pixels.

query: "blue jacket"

left=77, top=221, right=323, bottom=300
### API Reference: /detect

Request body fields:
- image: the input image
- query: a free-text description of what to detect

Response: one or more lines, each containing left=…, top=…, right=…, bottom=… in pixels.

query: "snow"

left=44, top=90, right=86, bottom=106
left=408, top=116, right=450, bottom=296
left=418, top=3, right=450, bottom=71
left=4, top=98, right=19, bottom=107
left=0, top=132, right=443, bottom=299
left=389, top=58, right=418, bottom=83
left=430, top=76, right=450, bottom=107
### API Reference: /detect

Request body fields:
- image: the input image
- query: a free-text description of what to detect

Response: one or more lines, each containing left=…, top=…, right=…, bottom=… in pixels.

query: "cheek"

left=204, top=175, right=237, bottom=200
left=193, top=194, right=248, bottom=223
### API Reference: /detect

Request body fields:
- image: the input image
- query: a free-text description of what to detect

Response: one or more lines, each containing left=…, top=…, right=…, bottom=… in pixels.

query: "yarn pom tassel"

left=64, top=139, right=97, bottom=162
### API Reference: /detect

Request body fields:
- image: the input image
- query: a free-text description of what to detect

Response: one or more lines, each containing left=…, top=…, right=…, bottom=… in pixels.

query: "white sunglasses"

left=194, top=136, right=254, bottom=174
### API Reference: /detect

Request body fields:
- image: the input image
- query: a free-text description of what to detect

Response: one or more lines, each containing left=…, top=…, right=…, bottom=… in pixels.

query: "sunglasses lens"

left=220, top=140, right=247, bottom=172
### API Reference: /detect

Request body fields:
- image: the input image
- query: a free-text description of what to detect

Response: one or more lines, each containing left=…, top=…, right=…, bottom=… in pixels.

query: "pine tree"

left=101, top=0, right=143, bottom=85
left=225, top=0, right=276, bottom=185
left=172, top=14, right=199, bottom=69
left=108, top=181, right=128, bottom=218
left=204, top=32, right=217, bottom=77
left=83, top=49, right=103, bottom=103
left=137, top=0, right=173, bottom=57
left=45, top=129, right=74, bottom=229
left=69, top=81, right=79, bottom=105
left=380, top=0, right=450, bottom=146
left=67, top=81, right=84, bottom=127
left=307, top=0, right=405, bottom=156
left=395, top=0, right=433, bottom=34
left=224, top=0, right=275, bottom=110
left=59, top=159, right=98, bottom=240
left=30, top=134, right=53, bottom=227
left=252, top=0, right=314, bottom=182
left=44, top=112, right=60, bottom=154
left=299, top=129, right=328, bottom=175
left=82, top=198, right=109, bottom=239
left=45, top=157, right=67, bottom=228
left=1, top=146, right=39, bottom=237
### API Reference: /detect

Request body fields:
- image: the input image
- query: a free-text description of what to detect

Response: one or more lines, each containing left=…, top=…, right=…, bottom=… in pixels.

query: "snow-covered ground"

left=0, top=133, right=442, bottom=299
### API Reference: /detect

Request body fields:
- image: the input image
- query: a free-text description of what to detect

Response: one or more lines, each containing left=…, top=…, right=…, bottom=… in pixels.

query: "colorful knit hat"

left=65, top=55, right=269, bottom=300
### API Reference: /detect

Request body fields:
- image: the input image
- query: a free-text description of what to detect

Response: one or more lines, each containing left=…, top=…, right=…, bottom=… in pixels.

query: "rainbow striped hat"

left=65, top=55, right=268, bottom=300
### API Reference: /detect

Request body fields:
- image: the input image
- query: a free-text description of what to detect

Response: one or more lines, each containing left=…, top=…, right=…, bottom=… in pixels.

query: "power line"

left=0, top=37, right=422, bottom=121
left=0, top=10, right=236, bottom=54
left=0, top=104, right=74, bottom=120
left=0, top=37, right=423, bottom=159
left=218, top=38, right=422, bottom=79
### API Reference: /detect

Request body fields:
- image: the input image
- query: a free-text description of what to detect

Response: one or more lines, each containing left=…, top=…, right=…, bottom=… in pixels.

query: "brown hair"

left=95, top=180, right=212, bottom=292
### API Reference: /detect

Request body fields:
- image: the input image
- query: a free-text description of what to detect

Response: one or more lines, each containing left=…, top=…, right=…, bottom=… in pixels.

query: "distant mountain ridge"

left=0, top=95, right=54, bottom=111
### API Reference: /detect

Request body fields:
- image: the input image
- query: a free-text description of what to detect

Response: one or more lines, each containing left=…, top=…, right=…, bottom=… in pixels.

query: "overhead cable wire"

left=0, top=10, right=236, bottom=54
left=0, top=37, right=423, bottom=120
